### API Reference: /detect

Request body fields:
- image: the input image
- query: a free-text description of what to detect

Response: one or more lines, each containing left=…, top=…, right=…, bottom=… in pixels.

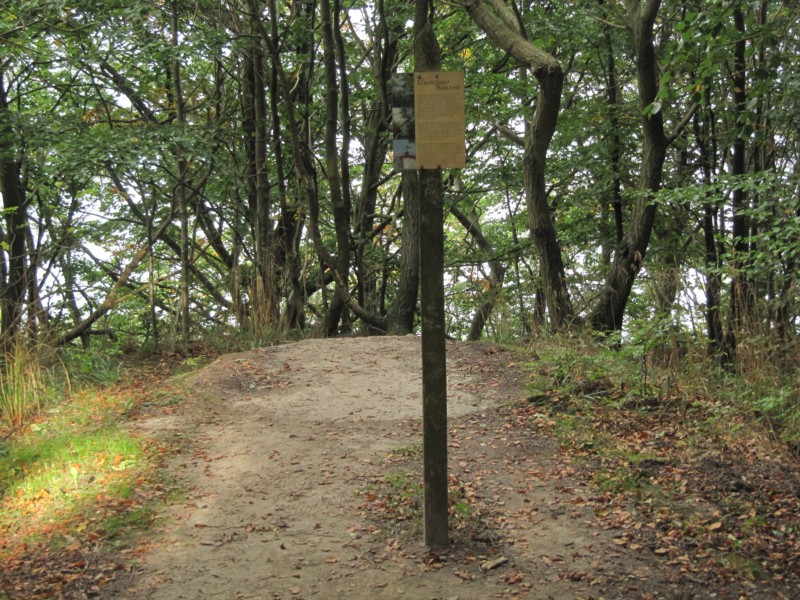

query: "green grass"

left=59, top=347, right=124, bottom=388
left=101, top=503, right=156, bottom=543
left=0, top=346, right=200, bottom=599
left=0, top=351, right=189, bottom=565
left=383, top=472, right=423, bottom=526
left=360, top=456, right=491, bottom=543
left=0, top=420, right=151, bottom=545
left=386, top=441, right=423, bottom=460
left=361, top=469, right=490, bottom=540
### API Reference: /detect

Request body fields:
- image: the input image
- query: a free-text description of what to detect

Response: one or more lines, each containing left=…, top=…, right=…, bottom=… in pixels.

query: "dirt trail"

left=111, top=336, right=693, bottom=599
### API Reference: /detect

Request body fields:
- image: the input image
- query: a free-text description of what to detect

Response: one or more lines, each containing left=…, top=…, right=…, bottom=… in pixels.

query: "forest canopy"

left=1, top=0, right=798, bottom=359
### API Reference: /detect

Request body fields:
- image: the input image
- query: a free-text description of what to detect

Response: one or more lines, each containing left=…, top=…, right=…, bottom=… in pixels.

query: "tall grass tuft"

left=732, top=330, right=800, bottom=448
left=0, top=345, right=60, bottom=431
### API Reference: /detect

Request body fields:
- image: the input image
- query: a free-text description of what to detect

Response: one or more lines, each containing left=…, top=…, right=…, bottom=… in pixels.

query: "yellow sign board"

left=413, top=72, right=466, bottom=169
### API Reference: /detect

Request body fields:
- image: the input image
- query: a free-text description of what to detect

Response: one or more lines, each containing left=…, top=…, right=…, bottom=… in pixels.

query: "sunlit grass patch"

left=0, top=345, right=203, bottom=597
left=0, top=425, right=152, bottom=550
left=2, top=430, right=140, bottom=515
left=0, top=368, right=174, bottom=566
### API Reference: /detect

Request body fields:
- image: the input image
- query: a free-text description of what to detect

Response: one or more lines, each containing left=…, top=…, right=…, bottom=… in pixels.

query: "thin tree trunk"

left=272, top=78, right=306, bottom=330
left=253, top=22, right=278, bottom=332
left=694, top=100, right=724, bottom=352
left=171, top=0, right=190, bottom=349
left=54, top=214, right=174, bottom=347
left=320, top=0, right=350, bottom=335
left=599, top=0, right=624, bottom=253
left=354, top=0, right=400, bottom=315
left=725, top=5, right=751, bottom=359
left=147, top=207, right=159, bottom=350
left=450, top=206, right=506, bottom=341
left=385, top=174, right=420, bottom=334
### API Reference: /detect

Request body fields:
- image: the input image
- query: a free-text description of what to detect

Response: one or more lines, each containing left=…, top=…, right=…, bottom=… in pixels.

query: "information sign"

left=391, top=72, right=465, bottom=171
left=414, top=72, right=465, bottom=169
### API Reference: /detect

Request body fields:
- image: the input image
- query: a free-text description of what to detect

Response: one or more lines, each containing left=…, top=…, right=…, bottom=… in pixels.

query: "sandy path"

left=111, top=336, right=676, bottom=599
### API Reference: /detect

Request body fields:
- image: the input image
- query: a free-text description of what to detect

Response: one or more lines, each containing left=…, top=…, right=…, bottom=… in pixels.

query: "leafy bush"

left=58, top=347, right=123, bottom=387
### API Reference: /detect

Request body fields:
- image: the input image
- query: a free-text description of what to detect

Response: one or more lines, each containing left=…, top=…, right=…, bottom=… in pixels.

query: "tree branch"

left=53, top=212, right=174, bottom=347
left=667, top=102, right=699, bottom=145
left=463, top=0, right=559, bottom=74
left=492, top=121, right=525, bottom=147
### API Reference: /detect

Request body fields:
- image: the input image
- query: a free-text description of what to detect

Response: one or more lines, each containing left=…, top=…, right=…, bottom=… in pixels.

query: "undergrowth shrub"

left=59, top=346, right=123, bottom=387
left=525, top=330, right=667, bottom=408
left=522, top=325, right=800, bottom=450
left=731, top=335, right=800, bottom=448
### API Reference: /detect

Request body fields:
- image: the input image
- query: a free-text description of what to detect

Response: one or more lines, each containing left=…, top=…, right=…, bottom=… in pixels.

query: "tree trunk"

left=464, top=0, right=573, bottom=330
left=267, top=49, right=306, bottom=332
left=354, top=0, right=401, bottom=316
left=450, top=205, right=506, bottom=341
left=724, top=6, right=752, bottom=359
left=320, top=0, right=351, bottom=335
left=588, top=0, right=668, bottom=332
left=525, top=65, right=572, bottom=330
left=0, top=74, right=28, bottom=352
left=385, top=173, right=420, bottom=334
left=171, top=0, right=191, bottom=349
left=694, top=103, right=725, bottom=353
left=54, top=214, right=173, bottom=347
left=600, top=0, right=624, bottom=253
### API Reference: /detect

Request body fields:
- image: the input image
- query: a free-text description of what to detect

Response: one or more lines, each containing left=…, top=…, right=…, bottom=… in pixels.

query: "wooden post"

left=415, top=21, right=448, bottom=549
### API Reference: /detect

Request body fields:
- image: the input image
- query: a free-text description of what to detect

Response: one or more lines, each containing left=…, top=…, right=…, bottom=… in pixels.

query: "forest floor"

left=4, top=336, right=800, bottom=599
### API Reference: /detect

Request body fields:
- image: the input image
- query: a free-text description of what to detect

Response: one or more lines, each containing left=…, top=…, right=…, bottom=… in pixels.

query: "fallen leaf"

left=503, top=571, right=524, bottom=584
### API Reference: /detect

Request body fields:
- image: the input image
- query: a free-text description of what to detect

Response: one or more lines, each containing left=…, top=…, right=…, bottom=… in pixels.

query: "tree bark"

left=0, top=74, right=28, bottom=352
left=599, top=0, right=624, bottom=252
left=171, top=0, right=191, bottom=349
left=694, top=102, right=725, bottom=353
left=354, top=0, right=402, bottom=315
left=588, top=0, right=668, bottom=332
left=724, top=6, right=752, bottom=359
left=319, top=0, right=351, bottom=335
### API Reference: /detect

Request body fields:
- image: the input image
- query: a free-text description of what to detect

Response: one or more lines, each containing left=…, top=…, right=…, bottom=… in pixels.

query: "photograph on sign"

left=390, top=73, right=416, bottom=170
left=414, top=72, right=465, bottom=169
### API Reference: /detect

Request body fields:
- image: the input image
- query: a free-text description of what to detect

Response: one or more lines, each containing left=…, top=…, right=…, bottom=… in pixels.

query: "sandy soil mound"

left=110, top=336, right=690, bottom=599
